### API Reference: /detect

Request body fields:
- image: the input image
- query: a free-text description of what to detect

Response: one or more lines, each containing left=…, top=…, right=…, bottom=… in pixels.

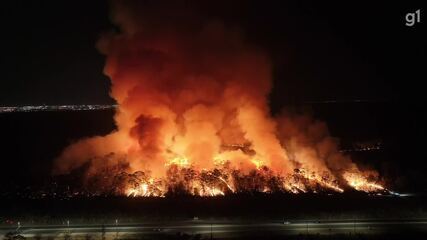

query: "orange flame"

left=54, top=0, right=385, bottom=196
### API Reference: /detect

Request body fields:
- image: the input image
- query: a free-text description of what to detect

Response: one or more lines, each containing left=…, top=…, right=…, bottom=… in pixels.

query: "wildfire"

left=125, top=177, right=165, bottom=197
left=250, top=158, right=265, bottom=170
left=205, top=187, right=225, bottom=196
left=196, top=184, right=225, bottom=197
left=213, top=155, right=227, bottom=166
left=343, top=172, right=384, bottom=193
left=166, top=156, right=190, bottom=168
left=119, top=159, right=384, bottom=198
left=126, top=183, right=148, bottom=197
left=54, top=0, right=387, bottom=197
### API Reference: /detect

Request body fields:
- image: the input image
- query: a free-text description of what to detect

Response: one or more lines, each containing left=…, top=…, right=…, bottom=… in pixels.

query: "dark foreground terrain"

left=2, top=194, right=427, bottom=221
left=1, top=219, right=427, bottom=240
left=1, top=194, right=427, bottom=239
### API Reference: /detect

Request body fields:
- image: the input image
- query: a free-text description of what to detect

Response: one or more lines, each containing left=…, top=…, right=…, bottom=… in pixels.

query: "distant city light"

left=0, top=104, right=117, bottom=113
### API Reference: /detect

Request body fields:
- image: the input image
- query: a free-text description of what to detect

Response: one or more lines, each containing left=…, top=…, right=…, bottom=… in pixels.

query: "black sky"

left=1, top=1, right=113, bottom=105
left=0, top=0, right=425, bottom=108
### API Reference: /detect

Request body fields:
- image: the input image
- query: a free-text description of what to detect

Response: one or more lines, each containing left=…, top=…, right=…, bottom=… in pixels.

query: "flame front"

left=54, top=1, right=385, bottom=196
left=117, top=160, right=380, bottom=197
left=343, top=172, right=384, bottom=193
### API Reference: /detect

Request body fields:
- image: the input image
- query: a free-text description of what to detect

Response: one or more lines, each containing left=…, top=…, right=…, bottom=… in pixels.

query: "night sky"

left=1, top=1, right=425, bottom=107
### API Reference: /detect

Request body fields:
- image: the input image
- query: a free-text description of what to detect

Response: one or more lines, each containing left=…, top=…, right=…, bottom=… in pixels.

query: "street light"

left=306, top=221, right=309, bottom=235
left=353, top=219, right=356, bottom=234
left=115, top=219, right=119, bottom=239
left=67, top=220, right=70, bottom=234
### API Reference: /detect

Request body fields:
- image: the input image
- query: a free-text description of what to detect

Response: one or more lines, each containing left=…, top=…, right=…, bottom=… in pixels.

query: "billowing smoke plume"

left=54, top=1, right=382, bottom=196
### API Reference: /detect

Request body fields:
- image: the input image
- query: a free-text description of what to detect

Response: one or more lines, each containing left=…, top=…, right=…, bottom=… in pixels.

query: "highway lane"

left=2, top=220, right=427, bottom=239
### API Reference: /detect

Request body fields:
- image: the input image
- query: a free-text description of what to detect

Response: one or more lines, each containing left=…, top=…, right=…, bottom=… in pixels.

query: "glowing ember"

left=54, top=0, right=386, bottom=196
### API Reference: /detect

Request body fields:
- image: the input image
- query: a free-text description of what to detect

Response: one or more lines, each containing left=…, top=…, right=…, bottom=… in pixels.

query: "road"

left=2, top=219, right=427, bottom=239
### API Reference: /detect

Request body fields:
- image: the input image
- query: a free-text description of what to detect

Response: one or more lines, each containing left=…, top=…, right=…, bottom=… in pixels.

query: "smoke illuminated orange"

left=54, top=0, right=384, bottom=197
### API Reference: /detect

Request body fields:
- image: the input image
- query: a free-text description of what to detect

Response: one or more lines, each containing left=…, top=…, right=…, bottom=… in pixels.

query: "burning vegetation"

left=54, top=1, right=384, bottom=197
